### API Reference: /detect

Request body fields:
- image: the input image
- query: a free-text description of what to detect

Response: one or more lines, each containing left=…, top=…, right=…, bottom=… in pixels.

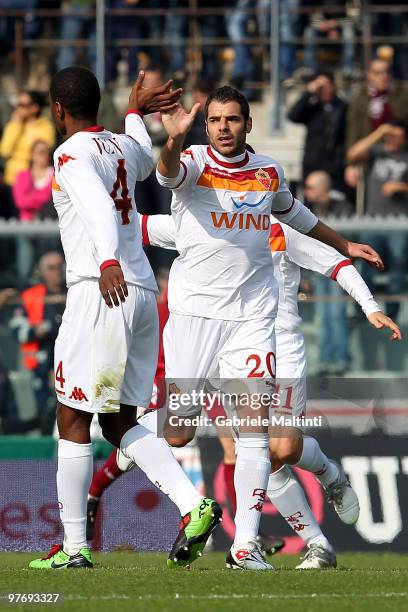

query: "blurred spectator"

left=200, top=0, right=231, bottom=81
left=287, top=72, right=347, bottom=191
left=255, top=0, right=299, bottom=83
left=0, top=0, right=39, bottom=55
left=106, top=0, right=143, bottom=83
left=304, top=170, right=352, bottom=375
left=347, top=119, right=408, bottom=318
left=56, top=0, right=96, bottom=73
left=164, top=0, right=189, bottom=83
left=227, top=0, right=258, bottom=100
left=304, top=170, right=353, bottom=217
left=348, top=120, right=408, bottom=215
left=12, top=140, right=53, bottom=222
left=371, top=1, right=408, bottom=82
left=278, top=0, right=299, bottom=82
left=346, top=60, right=408, bottom=176
left=106, top=0, right=164, bottom=84
left=0, top=91, right=55, bottom=219
left=184, top=78, right=214, bottom=147
left=302, top=0, right=357, bottom=78
left=9, top=251, right=65, bottom=434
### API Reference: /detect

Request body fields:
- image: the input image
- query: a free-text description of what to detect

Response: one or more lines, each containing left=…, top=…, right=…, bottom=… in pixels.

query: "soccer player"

left=155, top=86, right=384, bottom=570
left=137, top=212, right=401, bottom=569
left=29, top=67, right=221, bottom=570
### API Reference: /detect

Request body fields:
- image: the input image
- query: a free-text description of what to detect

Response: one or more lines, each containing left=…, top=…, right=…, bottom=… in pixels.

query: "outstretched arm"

left=284, top=225, right=401, bottom=340
left=272, top=163, right=384, bottom=271
left=307, top=220, right=384, bottom=270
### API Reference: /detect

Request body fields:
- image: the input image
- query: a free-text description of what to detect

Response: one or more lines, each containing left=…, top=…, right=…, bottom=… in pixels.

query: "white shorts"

left=164, top=313, right=276, bottom=416
left=273, top=330, right=307, bottom=419
left=54, top=281, right=158, bottom=413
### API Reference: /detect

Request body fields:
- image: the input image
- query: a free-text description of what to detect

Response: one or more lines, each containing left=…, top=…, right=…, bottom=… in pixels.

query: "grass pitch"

left=0, top=552, right=407, bottom=612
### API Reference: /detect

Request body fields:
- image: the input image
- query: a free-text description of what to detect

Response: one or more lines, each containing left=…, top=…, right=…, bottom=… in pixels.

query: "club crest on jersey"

left=231, top=193, right=267, bottom=209
left=58, top=153, right=76, bottom=169
left=255, top=168, right=272, bottom=191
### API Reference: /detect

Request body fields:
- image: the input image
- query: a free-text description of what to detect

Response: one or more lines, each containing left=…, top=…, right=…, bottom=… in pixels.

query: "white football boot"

left=324, top=461, right=360, bottom=525
left=296, top=544, right=337, bottom=569
left=226, top=541, right=273, bottom=570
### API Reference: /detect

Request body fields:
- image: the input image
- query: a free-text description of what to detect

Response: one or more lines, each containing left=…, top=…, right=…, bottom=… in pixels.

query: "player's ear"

left=205, top=120, right=209, bottom=138
left=245, top=117, right=252, bottom=134
left=55, top=101, right=64, bottom=120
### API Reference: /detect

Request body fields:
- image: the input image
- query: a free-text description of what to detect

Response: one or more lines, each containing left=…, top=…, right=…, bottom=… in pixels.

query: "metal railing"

left=1, top=2, right=407, bottom=98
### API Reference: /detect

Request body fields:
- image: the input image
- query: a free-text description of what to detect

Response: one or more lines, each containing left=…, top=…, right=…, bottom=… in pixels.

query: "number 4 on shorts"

left=55, top=360, right=65, bottom=389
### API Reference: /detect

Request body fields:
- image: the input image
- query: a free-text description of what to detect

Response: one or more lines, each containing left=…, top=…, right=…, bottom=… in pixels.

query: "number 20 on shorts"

left=246, top=352, right=276, bottom=378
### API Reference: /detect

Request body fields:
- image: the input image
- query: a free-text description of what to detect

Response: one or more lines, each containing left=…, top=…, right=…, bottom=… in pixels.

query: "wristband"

left=126, top=109, right=144, bottom=118
left=100, top=259, right=120, bottom=272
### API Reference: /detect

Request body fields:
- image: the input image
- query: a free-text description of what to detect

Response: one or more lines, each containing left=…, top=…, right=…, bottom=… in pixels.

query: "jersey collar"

left=207, top=146, right=249, bottom=168
left=81, top=125, right=105, bottom=132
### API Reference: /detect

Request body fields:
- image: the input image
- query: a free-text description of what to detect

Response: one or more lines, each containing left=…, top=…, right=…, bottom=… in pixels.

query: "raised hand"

left=161, top=102, right=201, bottom=140
left=367, top=311, right=402, bottom=340
left=345, top=242, right=384, bottom=270
left=128, top=71, right=182, bottom=115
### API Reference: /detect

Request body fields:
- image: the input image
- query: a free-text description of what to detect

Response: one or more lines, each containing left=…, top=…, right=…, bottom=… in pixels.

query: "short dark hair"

left=49, top=66, right=100, bottom=120
left=25, top=90, right=46, bottom=116
left=204, top=86, right=250, bottom=121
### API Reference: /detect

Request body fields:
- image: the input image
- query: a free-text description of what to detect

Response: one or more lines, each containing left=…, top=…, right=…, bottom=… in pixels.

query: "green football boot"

left=29, top=544, right=93, bottom=569
left=167, top=497, right=223, bottom=568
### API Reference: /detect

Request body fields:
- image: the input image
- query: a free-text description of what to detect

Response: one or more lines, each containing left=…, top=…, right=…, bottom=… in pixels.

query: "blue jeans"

left=226, top=0, right=256, bottom=86
left=200, top=14, right=226, bottom=80
left=57, top=2, right=96, bottom=73
left=360, top=232, right=407, bottom=319
left=314, top=275, right=349, bottom=367
left=256, top=0, right=298, bottom=80
left=165, top=0, right=188, bottom=73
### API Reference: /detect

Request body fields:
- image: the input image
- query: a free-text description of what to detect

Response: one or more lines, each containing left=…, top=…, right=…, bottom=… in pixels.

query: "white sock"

left=233, top=438, right=270, bottom=548
left=57, top=439, right=93, bottom=556
left=296, top=437, right=339, bottom=487
left=267, top=465, right=332, bottom=550
left=120, top=424, right=203, bottom=516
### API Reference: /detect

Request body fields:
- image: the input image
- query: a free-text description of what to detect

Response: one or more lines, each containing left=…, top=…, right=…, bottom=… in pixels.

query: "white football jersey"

left=52, top=113, right=157, bottom=292
left=141, top=213, right=380, bottom=332
left=156, top=145, right=317, bottom=320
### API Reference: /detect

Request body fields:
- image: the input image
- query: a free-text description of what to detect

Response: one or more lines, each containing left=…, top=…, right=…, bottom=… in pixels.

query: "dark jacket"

left=346, top=81, right=408, bottom=150
left=288, top=91, right=347, bottom=188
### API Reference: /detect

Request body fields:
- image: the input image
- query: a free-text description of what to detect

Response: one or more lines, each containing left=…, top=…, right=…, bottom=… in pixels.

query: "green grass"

left=0, top=552, right=407, bottom=612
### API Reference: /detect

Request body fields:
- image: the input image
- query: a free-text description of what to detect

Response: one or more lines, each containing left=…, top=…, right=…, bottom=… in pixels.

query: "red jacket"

left=21, top=283, right=46, bottom=369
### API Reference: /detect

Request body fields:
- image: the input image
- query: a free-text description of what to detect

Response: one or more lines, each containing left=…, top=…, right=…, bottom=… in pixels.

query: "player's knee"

left=271, top=437, right=302, bottom=465
left=166, top=435, right=194, bottom=448
left=56, top=402, right=92, bottom=443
